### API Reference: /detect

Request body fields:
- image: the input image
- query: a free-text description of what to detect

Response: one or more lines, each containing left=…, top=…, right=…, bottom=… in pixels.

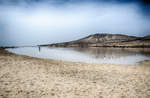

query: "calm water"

left=6, top=47, right=150, bottom=65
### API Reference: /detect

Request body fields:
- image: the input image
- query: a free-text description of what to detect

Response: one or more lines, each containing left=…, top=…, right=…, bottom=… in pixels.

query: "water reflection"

left=6, top=47, right=150, bottom=65
left=72, top=47, right=150, bottom=59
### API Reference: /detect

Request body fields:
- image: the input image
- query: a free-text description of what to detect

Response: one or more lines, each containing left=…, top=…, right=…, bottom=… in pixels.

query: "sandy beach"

left=0, top=48, right=150, bottom=98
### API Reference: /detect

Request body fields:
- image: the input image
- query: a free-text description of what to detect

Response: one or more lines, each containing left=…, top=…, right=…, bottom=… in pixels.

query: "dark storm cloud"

left=0, top=0, right=149, bottom=3
left=0, top=0, right=150, bottom=46
left=0, top=0, right=149, bottom=15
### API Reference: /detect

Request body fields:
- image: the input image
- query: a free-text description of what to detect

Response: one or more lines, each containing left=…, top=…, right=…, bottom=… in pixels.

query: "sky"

left=0, top=0, right=150, bottom=46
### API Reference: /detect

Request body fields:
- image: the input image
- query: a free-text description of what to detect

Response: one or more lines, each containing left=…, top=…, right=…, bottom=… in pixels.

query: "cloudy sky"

left=0, top=0, right=150, bottom=46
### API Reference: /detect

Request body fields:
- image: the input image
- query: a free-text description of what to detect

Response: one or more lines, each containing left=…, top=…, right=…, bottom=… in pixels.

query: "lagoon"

left=6, top=47, right=150, bottom=65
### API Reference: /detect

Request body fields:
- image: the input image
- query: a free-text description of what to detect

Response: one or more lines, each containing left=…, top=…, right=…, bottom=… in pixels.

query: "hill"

left=44, top=33, right=150, bottom=48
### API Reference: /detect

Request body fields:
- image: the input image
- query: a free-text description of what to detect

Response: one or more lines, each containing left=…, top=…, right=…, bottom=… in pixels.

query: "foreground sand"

left=0, top=48, right=150, bottom=98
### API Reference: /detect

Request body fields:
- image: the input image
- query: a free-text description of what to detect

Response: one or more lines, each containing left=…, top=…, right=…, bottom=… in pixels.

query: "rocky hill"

left=45, top=33, right=150, bottom=48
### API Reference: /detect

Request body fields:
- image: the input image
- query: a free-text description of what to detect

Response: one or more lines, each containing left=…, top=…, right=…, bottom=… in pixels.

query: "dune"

left=45, top=33, right=150, bottom=48
left=0, top=48, right=150, bottom=98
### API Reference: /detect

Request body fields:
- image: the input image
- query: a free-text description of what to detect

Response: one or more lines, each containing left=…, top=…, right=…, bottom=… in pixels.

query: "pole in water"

left=38, top=46, right=41, bottom=52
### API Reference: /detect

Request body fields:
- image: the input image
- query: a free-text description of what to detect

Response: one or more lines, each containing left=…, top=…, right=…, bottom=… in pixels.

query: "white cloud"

left=0, top=2, right=150, bottom=46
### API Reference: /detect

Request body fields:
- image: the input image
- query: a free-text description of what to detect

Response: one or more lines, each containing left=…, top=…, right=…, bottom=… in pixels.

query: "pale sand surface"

left=0, top=48, right=150, bottom=98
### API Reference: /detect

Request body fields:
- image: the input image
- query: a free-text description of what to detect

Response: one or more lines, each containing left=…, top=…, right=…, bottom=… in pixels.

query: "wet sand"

left=0, top=48, right=150, bottom=98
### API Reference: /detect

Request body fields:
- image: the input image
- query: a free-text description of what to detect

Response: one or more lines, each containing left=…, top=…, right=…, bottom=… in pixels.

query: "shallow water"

left=6, top=47, right=150, bottom=65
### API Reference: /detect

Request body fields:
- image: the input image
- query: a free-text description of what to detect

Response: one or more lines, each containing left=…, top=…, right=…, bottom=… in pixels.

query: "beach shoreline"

left=0, top=48, right=150, bottom=98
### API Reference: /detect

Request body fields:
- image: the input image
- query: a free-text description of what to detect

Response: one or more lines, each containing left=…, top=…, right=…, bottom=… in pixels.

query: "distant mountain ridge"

left=43, top=33, right=150, bottom=48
